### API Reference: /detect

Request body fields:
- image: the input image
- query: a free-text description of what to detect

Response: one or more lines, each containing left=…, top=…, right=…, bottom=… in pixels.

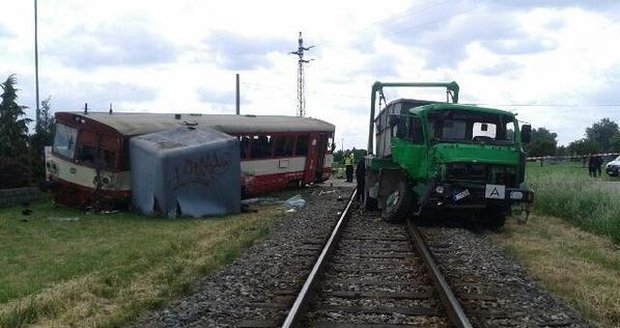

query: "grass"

left=0, top=201, right=281, bottom=327
left=488, top=161, right=620, bottom=327
left=494, top=214, right=620, bottom=328
left=526, top=162, right=620, bottom=243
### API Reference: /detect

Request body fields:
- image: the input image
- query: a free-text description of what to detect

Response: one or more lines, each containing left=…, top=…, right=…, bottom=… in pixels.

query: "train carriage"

left=45, top=112, right=335, bottom=209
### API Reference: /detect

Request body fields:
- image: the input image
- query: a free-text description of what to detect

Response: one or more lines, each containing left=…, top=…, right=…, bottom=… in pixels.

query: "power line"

left=479, top=103, right=620, bottom=107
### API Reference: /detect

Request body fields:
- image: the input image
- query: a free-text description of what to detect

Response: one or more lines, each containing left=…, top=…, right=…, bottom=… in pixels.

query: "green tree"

left=585, top=118, right=619, bottom=153
left=524, top=127, right=557, bottom=157
left=0, top=75, right=33, bottom=187
left=0, top=74, right=31, bottom=158
left=28, top=96, right=56, bottom=181
left=567, top=138, right=600, bottom=156
left=30, top=95, right=55, bottom=160
left=611, top=134, right=620, bottom=152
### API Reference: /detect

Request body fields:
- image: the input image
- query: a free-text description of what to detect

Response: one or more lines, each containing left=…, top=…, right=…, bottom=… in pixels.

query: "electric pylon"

left=289, top=32, right=314, bottom=117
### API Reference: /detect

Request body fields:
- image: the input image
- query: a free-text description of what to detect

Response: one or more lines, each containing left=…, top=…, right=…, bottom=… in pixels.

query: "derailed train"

left=45, top=112, right=335, bottom=210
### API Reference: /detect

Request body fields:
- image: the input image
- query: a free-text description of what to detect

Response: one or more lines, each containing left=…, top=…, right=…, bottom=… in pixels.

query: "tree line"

left=525, top=118, right=620, bottom=158
left=0, top=75, right=55, bottom=188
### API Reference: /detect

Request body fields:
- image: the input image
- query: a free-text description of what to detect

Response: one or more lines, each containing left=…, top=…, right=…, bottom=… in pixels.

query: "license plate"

left=485, top=184, right=506, bottom=199
left=454, top=189, right=470, bottom=201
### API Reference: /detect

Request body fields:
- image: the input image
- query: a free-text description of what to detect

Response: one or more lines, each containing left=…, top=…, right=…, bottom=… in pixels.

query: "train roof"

left=56, top=112, right=335, bottom=136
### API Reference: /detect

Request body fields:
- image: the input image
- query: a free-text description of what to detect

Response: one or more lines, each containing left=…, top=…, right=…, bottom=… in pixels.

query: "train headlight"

left=435, top=185, right=445, bottom=194
left=509, top=191, right=524, bottom=200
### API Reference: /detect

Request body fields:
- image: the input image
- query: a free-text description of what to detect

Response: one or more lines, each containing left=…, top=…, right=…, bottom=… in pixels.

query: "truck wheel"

left=382, top=180, right=413, bottom=223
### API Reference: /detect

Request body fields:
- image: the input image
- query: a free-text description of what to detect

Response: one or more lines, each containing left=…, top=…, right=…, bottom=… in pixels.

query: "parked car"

left=606, top=155, right=620, bottom=176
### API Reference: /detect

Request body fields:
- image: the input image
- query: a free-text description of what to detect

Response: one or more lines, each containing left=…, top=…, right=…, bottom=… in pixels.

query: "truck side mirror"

left=521, top=124, right=532, bottom=144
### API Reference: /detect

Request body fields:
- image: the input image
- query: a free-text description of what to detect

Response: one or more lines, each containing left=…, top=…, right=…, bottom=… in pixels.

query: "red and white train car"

left=45, top=112, right=335, bottom=209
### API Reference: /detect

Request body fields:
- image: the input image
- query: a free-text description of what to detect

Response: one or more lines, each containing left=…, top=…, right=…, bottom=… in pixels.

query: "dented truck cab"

left=364, top=82, right=533, bottom=227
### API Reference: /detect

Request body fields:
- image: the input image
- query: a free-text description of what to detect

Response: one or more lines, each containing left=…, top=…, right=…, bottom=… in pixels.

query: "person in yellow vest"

left=344, top=152, right=354, bottom=182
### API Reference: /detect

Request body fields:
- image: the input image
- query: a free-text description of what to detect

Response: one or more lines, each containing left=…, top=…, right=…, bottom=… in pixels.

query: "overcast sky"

left=2, top=0, right=620, bottom=149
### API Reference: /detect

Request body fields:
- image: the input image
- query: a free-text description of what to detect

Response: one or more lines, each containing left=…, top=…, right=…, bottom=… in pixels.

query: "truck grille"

left=446, top=163, right=517, bottom=186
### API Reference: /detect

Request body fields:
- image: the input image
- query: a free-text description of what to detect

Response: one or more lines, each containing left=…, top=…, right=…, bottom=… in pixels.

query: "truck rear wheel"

left=382, top=180, right=413, bottom=223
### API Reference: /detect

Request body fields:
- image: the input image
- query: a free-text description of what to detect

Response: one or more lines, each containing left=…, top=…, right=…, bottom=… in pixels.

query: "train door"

left=303, top=133, right=327, bottom=183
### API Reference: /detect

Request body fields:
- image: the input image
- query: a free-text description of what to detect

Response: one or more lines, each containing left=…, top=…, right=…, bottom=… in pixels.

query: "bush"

left=0, top=157, right=31, bottom=188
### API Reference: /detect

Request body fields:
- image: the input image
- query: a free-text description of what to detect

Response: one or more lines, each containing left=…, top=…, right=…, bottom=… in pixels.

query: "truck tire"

left=382, top=180, right=413, bottom=223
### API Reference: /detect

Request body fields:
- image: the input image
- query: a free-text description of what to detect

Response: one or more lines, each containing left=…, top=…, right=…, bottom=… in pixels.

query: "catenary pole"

left=34, top=0, right=40, bottom=130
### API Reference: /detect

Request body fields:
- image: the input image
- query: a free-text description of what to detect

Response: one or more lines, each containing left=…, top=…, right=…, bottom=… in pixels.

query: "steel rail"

left=281, top=189, right=358, bottom=328
left=406, top=220, right=473, bottom=328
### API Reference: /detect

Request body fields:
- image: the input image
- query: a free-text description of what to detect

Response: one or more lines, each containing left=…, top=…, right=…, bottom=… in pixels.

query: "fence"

left=527, top=152, right=619, bottom=167
left=0, top=187, right=44, bottom=208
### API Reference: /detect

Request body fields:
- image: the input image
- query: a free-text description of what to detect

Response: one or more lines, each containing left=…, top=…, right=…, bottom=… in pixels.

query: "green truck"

left=364, top=81, right=534, bottom=228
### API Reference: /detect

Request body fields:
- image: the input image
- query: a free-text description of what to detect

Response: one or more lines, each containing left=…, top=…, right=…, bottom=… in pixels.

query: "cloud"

left=356, top=54, right=400, bottom=78
left=481, top=38, right=558, bottom=55
left=484, top=0, right=619, bottom=12
left=47, top=81, right=158, bottom=110
left=476, top=59, right=521, bottom=76
left=48, top=22, right=178, bottom=70
left=382, top=7, right=524, bottom=69
left=196, top=87, right=236, bottom=104
left=0, top=24, right=14, bottom=39
left=203, top=31, right=289, bottom=70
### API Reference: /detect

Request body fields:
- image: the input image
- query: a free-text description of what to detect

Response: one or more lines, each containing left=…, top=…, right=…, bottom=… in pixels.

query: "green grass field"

left=525, top=161, right=620, bottom=243
left=0, top=201, right=281, bottom=328
left=495, top=161, right=620, bottom=327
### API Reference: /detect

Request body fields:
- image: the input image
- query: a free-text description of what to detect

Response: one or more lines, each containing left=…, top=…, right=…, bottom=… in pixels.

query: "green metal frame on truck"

left=364, top=81, right=533, bottom=228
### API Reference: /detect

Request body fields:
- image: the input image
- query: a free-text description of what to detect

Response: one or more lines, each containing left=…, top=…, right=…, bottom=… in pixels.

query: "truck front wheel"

left=382, top=180, right=413, bottom=223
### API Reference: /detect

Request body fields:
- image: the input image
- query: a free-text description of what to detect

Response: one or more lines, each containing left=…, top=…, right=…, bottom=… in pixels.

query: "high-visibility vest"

left=344, top=154, right=354, bottom=165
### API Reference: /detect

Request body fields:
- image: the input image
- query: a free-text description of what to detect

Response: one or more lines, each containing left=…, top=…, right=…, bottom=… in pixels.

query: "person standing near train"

left=344, top=151, right=354, bottom=182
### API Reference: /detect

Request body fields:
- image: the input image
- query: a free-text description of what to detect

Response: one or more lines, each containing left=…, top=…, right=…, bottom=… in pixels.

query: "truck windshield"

left=53, top=123, right=78, bottom=159
left=428, top=110, right=515, bottom=145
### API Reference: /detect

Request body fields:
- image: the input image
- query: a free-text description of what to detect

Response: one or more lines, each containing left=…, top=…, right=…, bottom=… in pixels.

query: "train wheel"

left=381, top=180, right=413, bottom=223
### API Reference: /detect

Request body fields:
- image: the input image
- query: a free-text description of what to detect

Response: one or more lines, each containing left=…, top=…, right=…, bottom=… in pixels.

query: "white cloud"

left=1, top=0, right=620, bottom=150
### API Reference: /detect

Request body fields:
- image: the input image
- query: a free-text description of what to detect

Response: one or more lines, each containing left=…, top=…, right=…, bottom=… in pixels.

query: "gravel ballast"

left=130, top=182, right=593, bottom=327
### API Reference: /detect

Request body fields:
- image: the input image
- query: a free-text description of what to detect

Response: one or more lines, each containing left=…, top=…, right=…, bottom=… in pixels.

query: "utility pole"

left=235, top=73, right=240, bottom=115
left=289, top=32, right=313, bottom=117
left=34, top=0, right=40, bottom=131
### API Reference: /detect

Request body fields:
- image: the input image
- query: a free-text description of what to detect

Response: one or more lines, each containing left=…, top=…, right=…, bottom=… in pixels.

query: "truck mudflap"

left=419, top=181, right=534, bottom=209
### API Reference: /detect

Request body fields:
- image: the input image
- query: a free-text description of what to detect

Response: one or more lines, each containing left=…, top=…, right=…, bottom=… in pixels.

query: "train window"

left=101, top=149, right=116, bottom=168
left=53, top=123, right=78, bottom=159
left=251, top=135, right=273, bottom=159
left=275, top=136, right=295, bottom=157
left=78, top=145, right=96, bottom=163
left=294, top=135, right=308, bottom=156
left=326, top=137, right=334, bottom=152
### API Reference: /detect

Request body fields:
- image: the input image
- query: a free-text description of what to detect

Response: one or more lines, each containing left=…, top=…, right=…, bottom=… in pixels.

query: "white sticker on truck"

left=485, top=184, right=505, bottom=199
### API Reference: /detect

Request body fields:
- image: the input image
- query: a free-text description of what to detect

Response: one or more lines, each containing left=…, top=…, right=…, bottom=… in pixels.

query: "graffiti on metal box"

left=171, top=152, right=232, bottom=189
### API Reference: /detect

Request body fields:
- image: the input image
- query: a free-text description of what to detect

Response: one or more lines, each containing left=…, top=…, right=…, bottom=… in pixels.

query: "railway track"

left=282, top=189, right=472, bottom=328
left=135, top=185, right=588, bottom=328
